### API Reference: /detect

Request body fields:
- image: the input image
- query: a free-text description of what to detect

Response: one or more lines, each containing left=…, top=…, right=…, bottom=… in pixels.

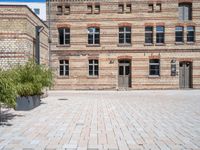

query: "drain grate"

left=58, top=98, right=68, bottom=101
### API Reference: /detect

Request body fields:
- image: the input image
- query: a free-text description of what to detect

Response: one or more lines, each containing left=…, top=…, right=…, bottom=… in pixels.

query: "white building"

left=0, top=0, right=46, bottom=20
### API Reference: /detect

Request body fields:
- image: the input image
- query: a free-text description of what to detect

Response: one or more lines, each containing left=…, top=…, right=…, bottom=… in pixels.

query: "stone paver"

left=0, top=90, right=200, bottom=150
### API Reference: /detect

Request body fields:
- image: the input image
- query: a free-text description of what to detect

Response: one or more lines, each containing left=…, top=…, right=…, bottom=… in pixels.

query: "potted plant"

left=13, top=61, right=53, bottom=110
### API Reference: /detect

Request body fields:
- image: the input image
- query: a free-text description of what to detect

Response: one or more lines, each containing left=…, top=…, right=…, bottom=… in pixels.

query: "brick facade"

left=0, top=5, right=49, bottom=69
left=48, top=0, right=200, bottom=90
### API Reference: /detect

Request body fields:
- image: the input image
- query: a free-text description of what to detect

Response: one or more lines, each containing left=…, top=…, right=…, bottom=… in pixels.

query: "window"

left=171, top=59, right=176, bottom=76
left=87, top=5, right=93, bottom=14
left=89, top=60, right=99, bottom=76
left=64, top=5, right=70, bottom=15
left=149, top=59, right=160, bottom=76
left=59, top=60, right=69, bottom=76
left=94, top=5, right=100, bottom=14
left=187, top=26, right=195, bottom=42
left=156, top=26, right=165, bottom=44
left=88, top=27, right=100, bottom=45
left=145, top=26, right=153, bottom=44
left=175, top=26, right=184, bottom=43
left=118, top=4, right=124, bottom=13
left=126, top=4, right=132, bottom=13
left=179, top=3, right=192, bottom=21
left=155, top=3, right=161, bottom=12
left=34, top=8, right=40, bottom=15
left=148, top=4, right=154, bottom=12
left=119, top=27, right=131, bottom=44
left=57, top=6, right=63, bottom=15
left=58, top=28, right=70, bottom=45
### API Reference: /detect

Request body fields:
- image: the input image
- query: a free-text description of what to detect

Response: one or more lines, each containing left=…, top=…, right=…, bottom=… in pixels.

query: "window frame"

left=59, top=60, right=69, bottom=77
left=156, top=26, right=165, bottom=44
left=149, top=59, right=160, bottom=76
left=187, top=26, right=195, bottom=43
left=64, top=5, right=70, bottom=15
left=179, top=3, right=192, bottom=21
left=145, top=26, right=153, bottom=44
left=88, top=59, right=99, bottom=77
left=118, top=26, right=132, bottom=45
left=175, top=26, right=184, bottom=43
left=88, top=27, right=100, bottom=45
left=57, top=5, right=63, bottom=15
left=58, top=28, right=70, bottom=45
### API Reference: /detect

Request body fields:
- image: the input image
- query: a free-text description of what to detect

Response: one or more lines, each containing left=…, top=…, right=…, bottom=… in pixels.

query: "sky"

left=0, top=0, right=45, bottom=2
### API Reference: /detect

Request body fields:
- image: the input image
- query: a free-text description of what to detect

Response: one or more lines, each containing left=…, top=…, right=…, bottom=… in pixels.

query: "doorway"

left=118, top=60, right=131, bottom=88
left=179, top=61, right=192, bottom=88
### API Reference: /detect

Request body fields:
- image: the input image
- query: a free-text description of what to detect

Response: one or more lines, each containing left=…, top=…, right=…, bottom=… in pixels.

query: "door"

left=179, top=62, right=192, bottom=88
left=118, top=60, right=131, bottom=88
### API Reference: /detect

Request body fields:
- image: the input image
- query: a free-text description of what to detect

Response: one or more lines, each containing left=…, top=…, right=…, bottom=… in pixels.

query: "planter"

left=15, top=95, right=41, bottom=111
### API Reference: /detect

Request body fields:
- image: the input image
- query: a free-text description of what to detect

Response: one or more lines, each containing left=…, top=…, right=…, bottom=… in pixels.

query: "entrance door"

left=179, top=62, right=192, bottom=88
left=118, top=60, right=131, bottom=88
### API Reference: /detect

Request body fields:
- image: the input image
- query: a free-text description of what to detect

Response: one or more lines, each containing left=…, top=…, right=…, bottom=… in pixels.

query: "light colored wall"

left=0, top=2, right=46, bottom=20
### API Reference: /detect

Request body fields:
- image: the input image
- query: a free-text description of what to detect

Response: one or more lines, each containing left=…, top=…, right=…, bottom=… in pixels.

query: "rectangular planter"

left=15, top=95, right=41, bottom=111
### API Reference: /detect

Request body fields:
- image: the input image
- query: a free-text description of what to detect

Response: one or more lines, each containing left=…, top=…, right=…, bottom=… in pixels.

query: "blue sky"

left=0, top=0, right=45, bottom=2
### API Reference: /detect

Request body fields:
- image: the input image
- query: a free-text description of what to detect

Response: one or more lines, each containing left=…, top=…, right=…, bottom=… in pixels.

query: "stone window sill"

left=144, top=43, right=154, bottom=46
left=87, top=76, right=99, bottom=79
left=86, top=44, right=101, bottom=47
left=175, top=42, right=184, bottom=45
left=148, top=75, right=160, bottom=78
left=155, top=43, right=165, bottom=46
left=186, top=42, right=195, bottom=45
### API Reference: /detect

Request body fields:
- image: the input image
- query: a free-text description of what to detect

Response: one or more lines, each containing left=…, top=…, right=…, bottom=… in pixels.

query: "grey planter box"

left=15, top=95, right=41, bottom=111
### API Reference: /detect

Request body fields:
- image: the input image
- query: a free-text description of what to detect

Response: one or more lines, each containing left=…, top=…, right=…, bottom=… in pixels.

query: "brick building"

left=0, top=5, right=49, bottom=69
left=48, top=0, right=200, bottom=90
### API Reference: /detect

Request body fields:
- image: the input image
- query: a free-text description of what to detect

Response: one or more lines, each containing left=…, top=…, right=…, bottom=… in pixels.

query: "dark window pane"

left=59, top=29, right=64, bottom=44
left=150, top=59, right=159, bottom=63
left=145, top=26, right=153, bottom=32
left=125, top=66, right=130, bottom=75
left=119, top=66, right=123, bottom=75
left=89, top=71, right=93, bottom=76
left=89, top=65, right=93, bottom=71
left=94, top=70, right=99, bottom=76
left=94, top=60, right=98, bottom=64
left=145, top=33, right=153, bottom=43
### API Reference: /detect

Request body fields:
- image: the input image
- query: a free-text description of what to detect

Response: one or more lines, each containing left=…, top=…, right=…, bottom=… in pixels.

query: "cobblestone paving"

left=0, top=90, right=200, bottom=150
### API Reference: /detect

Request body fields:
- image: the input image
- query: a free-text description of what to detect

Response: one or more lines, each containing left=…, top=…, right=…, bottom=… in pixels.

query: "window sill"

left=175, top=42, right=184, bottom=45
left=117, top=44, right=132, bottom=47
left=144, top=43, right=153, bottom=46
left=57, top=44, right=71, bottom=47
left=148, top=75, right=160, bottom=78
left=186, top=42, right=195, bottom=45
left=87, top=76, right=99, bottom=79
left=155, top=43, right=165, bottom=46
left=57, top=76, right=69, bottom=79
left=86, top=44, right=101, bottom=47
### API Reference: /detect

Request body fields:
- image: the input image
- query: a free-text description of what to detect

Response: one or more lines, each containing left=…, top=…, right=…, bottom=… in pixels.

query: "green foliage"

left=0, top=60, right=53, bottom=107
left=0, top=71, right=16, bottom=108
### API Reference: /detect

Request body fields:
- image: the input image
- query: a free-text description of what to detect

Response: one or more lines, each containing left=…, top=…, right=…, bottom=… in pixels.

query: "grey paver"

left=0, top=90, right=200, bottom=150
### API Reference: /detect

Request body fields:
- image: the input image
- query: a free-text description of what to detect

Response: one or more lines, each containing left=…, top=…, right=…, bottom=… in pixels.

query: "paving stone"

left=0, top=90, right=200, bottom=150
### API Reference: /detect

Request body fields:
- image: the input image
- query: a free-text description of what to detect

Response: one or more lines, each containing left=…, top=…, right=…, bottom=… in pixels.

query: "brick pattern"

left=48, top=0, right=200, bottom=89
left=0, top=5, right=49, bottom=70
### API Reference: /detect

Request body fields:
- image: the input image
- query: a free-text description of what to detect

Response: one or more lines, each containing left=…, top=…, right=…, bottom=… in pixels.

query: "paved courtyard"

left=0, top=90, right=200, bottom=150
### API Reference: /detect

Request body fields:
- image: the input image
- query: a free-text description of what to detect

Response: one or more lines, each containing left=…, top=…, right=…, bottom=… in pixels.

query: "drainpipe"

left=48, top=0, right=51, bottom=68
left=35, top=26, right=44, bottom=64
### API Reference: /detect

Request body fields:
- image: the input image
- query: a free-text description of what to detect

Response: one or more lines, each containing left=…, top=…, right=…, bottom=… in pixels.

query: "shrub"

left=0, top=71, right=16, bottom=108
left=0, top=60, right=53, bottom=108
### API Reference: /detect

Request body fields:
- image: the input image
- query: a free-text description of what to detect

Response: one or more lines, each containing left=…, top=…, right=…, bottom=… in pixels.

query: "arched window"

left=58, top=28, right=70, bottom=45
